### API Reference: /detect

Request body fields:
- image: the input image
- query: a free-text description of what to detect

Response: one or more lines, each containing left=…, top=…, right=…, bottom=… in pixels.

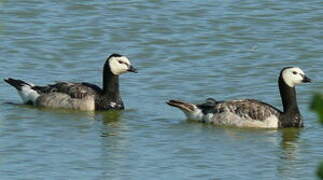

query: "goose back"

left=33, top=82, right=101, bottom=98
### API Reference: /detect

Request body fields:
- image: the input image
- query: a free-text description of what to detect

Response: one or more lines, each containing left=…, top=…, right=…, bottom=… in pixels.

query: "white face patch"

left=282, top=67, right=306, bottom=87
left=109, top=56, right=132, bottom=75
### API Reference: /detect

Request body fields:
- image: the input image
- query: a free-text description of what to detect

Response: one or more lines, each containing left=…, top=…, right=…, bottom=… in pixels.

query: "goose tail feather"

left=167, top=100, right=195, bottom=113
left=4, top=78, right=39, bottom=104
left=4, top=78, right=32, bottom=90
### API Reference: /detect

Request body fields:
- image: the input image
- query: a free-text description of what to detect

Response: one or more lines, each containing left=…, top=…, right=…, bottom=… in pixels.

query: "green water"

left=0, top=0, right=322, bottom=179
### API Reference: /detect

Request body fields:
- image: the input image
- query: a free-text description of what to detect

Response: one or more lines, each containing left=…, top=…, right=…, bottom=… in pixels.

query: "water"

left=0, top=0, right=323, bottom=179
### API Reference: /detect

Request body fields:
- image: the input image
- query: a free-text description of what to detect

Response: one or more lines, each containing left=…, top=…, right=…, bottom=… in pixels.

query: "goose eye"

left=118, top=60, right=124, bottom=64
left=292, top=71, right=297, bottom=75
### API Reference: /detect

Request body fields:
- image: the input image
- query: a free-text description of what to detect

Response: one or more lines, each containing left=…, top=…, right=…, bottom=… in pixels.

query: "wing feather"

left=32, top=82, right=102, bottom=99
left=210, top=99, right=282, bottom=121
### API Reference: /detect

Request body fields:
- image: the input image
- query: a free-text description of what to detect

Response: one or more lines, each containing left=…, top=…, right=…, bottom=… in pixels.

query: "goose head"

left=106, top=54, right=137, bottom=75
left=281, top=67, right=311, bottom=87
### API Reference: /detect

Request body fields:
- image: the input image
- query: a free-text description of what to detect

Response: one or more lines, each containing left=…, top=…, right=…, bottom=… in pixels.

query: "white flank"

left=183, top=109, right=279, bottom=128
left=36, top=93, right=95, bottom=111
left=207, top=112, right=279, bottom=128
left=182, top=106, right=204, bottom=121
left=18, top=85, right=40, bottom=104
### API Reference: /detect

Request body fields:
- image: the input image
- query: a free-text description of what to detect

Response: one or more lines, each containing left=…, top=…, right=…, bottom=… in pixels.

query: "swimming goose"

left=167, top=67, right=311, bottom=128
left=4, top=54, right=137, bottom=111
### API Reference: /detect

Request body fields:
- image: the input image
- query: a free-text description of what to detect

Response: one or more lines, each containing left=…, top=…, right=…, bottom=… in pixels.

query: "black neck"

left=278, top=77, right=299, bottom=114
left=102, top=65, right=120, bottom=101
left=278, top=77, right=303, bottom=127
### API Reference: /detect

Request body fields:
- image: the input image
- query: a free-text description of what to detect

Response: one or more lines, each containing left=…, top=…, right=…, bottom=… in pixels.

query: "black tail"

left=166, top=99, right=195, bottom=112
left=4, top=78, right=30, bottom=90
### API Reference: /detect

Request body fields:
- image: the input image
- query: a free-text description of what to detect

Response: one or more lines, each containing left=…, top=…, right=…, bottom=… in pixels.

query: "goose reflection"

left=280, top=128, right=301, bottom=160
left=98, top=110, right=124, bottom=137
left=100, top=110, right=123, bottom=125
left=277, top=128, right=302, bottom=177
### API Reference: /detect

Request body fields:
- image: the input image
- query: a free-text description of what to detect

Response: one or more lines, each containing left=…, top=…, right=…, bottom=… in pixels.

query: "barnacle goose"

left=167, top=67, right=311, bottom=128
left=4, top=54, right=137, bottom=111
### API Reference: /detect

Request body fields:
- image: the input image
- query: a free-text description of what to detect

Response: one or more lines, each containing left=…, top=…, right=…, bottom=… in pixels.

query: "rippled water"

left=1, top=0, right=323, bottom=179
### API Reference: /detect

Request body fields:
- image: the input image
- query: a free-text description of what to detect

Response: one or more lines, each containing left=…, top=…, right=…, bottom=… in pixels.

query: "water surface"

left=0, top=0, right=323, bottom=179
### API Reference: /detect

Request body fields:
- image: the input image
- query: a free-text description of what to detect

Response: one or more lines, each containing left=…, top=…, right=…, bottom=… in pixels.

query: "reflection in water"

left=280, top=128, right=301, bottom=160
left=222, top=127, right=278, bottom=142
left=98, top=110, right=123, bottom=137
left=100, top=111, right=123, bottom=125
left=3, top=101, right=34, bottom=109
left=97, top=111, right=132, bottom=178
left=3, top=101, right=97, bottom=118
left=277, top=128, right=302, bottom=177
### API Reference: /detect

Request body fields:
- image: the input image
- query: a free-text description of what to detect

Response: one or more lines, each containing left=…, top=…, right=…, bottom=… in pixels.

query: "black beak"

left=128, top=65, right=138, bottom=73
left=302, top=75, right=311, bottom=83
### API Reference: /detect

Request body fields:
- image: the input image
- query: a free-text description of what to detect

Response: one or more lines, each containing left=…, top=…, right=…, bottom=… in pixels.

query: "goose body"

left=167, top=67, right=311, bottom=128
left=168, top=99, right=281, bottom=128
left=4, top=54, right=137, bottom=111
